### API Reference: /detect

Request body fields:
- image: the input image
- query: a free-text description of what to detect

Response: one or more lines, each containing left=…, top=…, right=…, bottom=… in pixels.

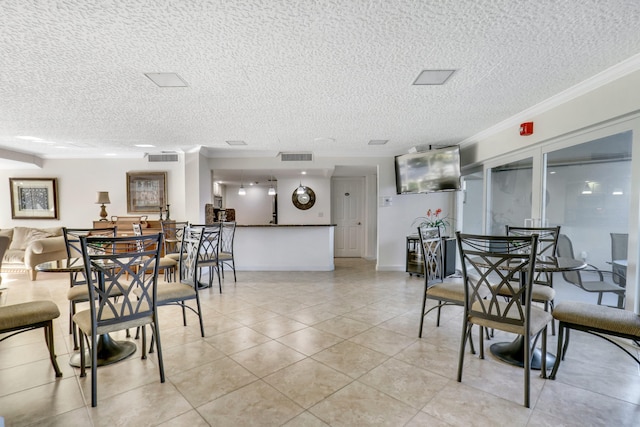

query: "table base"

left=69, top=334, right=137, bottom=368
left=490, top=336, right=555, bottom=371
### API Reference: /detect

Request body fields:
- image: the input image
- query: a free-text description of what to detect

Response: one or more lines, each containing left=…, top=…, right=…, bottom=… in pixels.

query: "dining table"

left=486, top=255, right=587, bottom=370
left=36, top=258, right=137, bottom=368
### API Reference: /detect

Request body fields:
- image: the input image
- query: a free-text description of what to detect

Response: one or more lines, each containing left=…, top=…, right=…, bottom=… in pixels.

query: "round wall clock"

left=292, top=187, right=316, bottom=210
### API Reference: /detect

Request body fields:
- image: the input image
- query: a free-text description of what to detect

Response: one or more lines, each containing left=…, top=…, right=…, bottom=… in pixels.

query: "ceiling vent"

left=147, top=153, right=179, bottom=162
left=280, top=152, right=313, bottom=162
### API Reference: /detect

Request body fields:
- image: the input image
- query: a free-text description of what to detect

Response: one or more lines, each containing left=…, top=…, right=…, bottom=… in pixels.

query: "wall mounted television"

left=394, top=146, right=461, bottom=194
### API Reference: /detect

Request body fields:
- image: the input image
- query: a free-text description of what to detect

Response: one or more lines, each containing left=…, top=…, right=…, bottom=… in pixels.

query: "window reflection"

left=544, top=131, right=632, bottom=280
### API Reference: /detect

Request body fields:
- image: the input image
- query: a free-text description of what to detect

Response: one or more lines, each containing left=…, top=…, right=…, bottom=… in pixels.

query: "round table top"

left=471, top=255, right=586, bottom=272
left=36, top=258, right=84, bottom=273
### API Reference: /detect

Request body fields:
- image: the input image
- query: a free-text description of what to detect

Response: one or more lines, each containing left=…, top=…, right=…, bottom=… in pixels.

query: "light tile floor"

left=1, top=259, right=639, bottom=426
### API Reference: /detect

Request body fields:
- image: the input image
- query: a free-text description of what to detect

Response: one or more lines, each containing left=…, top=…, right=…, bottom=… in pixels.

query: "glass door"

left=486, top=155, right=535, bottom=235
left=542, top=130, right=632, bottom=305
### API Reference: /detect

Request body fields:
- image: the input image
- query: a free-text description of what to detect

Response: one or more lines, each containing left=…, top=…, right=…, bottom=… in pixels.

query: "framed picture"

left=126, top=171, right=167, bottom=213
left=9, top=178, right=59, bottom=219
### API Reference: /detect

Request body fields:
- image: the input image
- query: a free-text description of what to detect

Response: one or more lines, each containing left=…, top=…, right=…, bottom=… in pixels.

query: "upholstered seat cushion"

left=135, top=282, right=196, bottom=303
left=553, top=302, right=640, bottom=337
left=427, top=279, right=466, bottom=302
left=73, top=302, right=153, bottom=335
left=470, top=301, right=552, bottom=335
left=493, top=283, right=556, bottom=302
left=0, top=300, right=60, bottom=331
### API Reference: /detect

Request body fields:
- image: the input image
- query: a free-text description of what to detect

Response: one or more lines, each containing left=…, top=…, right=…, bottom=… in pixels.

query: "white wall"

left=0, top=157, right=187, bottom=229
left=224, top=185, right=274, bottom=225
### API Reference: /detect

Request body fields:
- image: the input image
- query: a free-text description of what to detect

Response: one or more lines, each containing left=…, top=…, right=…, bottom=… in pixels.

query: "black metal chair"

left=556, top=234, right=625, bottom=308
left=505, top=225, right=560, bottom=334
left=456, top=232, right=551, bottom=408
left=417, top=226, right=470, bottom=348
left=155, top=226, right=206, bottom=337
left=161, top=221, right=189, bottom=262
left=191, top=224, right=222, bottom=292
left=610, top=232, right=628, bottom=286
left=0, top=234, right=63, bottom=379
left=133, top=223, right=178, bottom=282
left=63, top=226, right=117, bottom=350
left=74, top=233, right=165, bottom=407
left=218, top=221, right=237, bottom=282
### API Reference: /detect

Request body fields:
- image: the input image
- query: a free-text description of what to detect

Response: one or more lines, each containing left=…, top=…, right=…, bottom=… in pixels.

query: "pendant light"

left=267, top=171, right=276, bottom=196
left=238, top=171, right=246, bottom=195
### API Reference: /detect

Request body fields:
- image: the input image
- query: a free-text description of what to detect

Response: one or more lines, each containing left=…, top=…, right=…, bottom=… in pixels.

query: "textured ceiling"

left=1, top=0, right=640, bottom=162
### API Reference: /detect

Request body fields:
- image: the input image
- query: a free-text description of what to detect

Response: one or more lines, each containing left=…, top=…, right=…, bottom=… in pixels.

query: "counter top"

left=237, top=224, right=336, bottom=227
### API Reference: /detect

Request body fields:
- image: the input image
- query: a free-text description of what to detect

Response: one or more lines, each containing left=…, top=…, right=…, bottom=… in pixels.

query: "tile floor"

left=1, top=258, right=639, bottom=426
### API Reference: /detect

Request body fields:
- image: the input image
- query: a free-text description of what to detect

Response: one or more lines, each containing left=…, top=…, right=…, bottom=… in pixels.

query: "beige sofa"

left=0, top=226, right=67, bottom=280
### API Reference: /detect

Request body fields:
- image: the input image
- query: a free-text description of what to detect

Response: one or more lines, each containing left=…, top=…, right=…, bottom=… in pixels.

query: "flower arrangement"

left=412, top=208, right=451, bottom=232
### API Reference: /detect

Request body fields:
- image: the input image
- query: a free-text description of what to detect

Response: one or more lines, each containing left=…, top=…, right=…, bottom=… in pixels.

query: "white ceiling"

left=1, top=1, right=640, bottom=164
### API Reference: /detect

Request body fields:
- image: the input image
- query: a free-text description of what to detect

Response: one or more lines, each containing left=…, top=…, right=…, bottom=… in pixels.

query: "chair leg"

left=45, top=320, right=63, bottom=377
left=141, top=325, right=147, bottom=360
left=179, top=302, right=186, bottom=326
left=540, top=327, right=548, bottom=379
left=524, top=332, right=531, bottom=408
left=153, top=318, right=165, bottom=383
left=457, top=322, right=471, bottom=382
left=562, top=328, right=571, bottom=360
left=79, top=332, right=86, bottom=377
left=597, top=292, right=603, bottom=305
left=90, top=333, right=98, bottom=407
left=418, top=289, right=428, bottom=338
left=549, top=322, right=564, bottom=379
left=196, top=298, right=205, bottom=338
left=436, top=305, right=442, bottom=327
left=478, top=326, right=484, bottom=359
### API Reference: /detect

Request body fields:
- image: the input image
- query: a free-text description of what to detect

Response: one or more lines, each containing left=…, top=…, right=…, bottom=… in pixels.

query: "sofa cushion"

left=9, top=227, right=58, bottom=250
left=0, top=229, right=14, bottom=240
left=4, top=249, right=25, bottom=264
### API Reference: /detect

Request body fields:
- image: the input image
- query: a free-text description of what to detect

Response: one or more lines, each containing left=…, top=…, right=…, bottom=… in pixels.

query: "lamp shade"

left=96, top=191, right=111, bottom=204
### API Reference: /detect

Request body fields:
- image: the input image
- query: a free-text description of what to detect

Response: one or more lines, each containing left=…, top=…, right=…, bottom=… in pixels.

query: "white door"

left=332, top=177, right=364, bottom=257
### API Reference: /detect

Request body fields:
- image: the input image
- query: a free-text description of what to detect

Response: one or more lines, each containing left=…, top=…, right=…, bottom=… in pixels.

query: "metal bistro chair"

left=190, top=224, right=222, bottom=292
left=505, top=225, right=560, bottom=334
left=0, top=234, right=63, bottom=379
left=556, top=234, right=625, bottom=308
left=161, top=221, right=189, bottom=263
left=74, top=233, right=165, bottom=407
left=218, top=221, right=237, bottom=282
left=63, top=226, right=117, bottom=350
left=151, top=226, right=206, bottom=338
left=610, top=232, right=628, bottom=286
left=417, top=226, right=472, bottom=352
left=133, top=223, right=178, bottom=282
left=456, top=232, right=552, bottom=408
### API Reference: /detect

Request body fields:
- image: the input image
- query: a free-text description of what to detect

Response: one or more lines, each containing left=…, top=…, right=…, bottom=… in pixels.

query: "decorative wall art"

left=9, top=178, right=59, bottom=219
left=126, top=171, right=167, bottom=213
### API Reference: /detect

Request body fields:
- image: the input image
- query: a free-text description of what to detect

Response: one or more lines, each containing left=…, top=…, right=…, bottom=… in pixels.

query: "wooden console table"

left=93, top=217, right=169, bottom=237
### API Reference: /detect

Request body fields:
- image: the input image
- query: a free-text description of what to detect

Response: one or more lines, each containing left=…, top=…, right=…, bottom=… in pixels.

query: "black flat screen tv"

left=394, top=146, right=461, bottom=194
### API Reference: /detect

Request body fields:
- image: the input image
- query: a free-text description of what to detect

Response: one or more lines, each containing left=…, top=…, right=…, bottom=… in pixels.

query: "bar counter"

left=234, top=224, right=336, bottom=271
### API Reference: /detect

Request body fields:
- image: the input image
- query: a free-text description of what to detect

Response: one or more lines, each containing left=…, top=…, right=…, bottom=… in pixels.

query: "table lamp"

left=96, top=191, right=111, bottom=221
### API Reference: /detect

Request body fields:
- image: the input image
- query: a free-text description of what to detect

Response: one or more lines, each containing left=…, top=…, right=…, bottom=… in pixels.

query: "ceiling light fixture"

left=581, top=182, right=592, bottom=195
left=144, top=73, right=188, bottom=87
left=297, top=172, right=307, bottom=194
left=238, top=171, right=246, bottom=195
left=268, top=172, right=276, bottom=196
left=368, top=139, right=389, bottom=145
left=226, top=140, right=247, bottom=146
left=413, top=69, right=456, bottom=85
left=135, top=144, right=155, bottom=148
left=612, top=188, right=624, bottom=195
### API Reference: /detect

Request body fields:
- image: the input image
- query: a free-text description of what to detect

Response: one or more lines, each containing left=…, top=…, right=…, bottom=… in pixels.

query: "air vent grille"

left=280, top=152, right=313, bottom=162
left=148, top=153, right=179, bottom=162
